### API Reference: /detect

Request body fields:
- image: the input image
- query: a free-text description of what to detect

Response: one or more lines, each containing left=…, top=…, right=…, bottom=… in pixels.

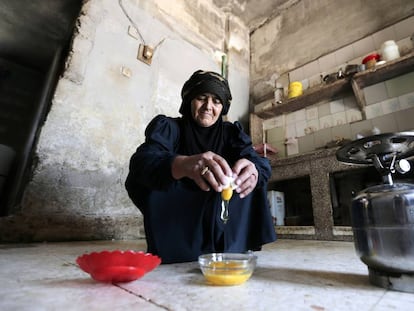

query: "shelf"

left=351, top=51, right=414, bottom=116
left=353, top=51, right=414, bottom=88
left=255, top=78, right=351, bottom=119
left=254, top=51, right=414, bottom=120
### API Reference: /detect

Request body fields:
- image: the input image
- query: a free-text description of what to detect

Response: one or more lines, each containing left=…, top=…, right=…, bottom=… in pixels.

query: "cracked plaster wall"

left=0, top=0, right=249, bottom=242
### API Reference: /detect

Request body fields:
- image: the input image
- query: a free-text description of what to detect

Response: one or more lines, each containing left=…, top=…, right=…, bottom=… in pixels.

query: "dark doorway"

left=0, top=0, right=83, bottom=215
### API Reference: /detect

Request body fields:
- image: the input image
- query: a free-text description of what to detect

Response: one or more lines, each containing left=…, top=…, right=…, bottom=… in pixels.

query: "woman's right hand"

left=172, top=152, right=233, bottom=192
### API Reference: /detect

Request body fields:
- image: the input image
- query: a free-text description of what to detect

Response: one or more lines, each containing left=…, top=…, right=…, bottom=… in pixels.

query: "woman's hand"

left=232, top=159, right=258, bottom=198
left=172, top=152, right=233, bottom=192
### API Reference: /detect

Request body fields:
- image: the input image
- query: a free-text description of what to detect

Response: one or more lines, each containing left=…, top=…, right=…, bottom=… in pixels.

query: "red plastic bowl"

left=76, top=250, right=161, bottom=283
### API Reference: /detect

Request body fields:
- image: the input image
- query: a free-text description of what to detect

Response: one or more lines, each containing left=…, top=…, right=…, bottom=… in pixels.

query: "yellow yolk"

left=203, top=262, right=252, bottom=286
left=221, top=187, right=233, bottom=201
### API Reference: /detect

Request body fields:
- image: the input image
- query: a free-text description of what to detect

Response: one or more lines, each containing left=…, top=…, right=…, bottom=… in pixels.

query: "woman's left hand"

left=232, top=159, right=259, bottom=198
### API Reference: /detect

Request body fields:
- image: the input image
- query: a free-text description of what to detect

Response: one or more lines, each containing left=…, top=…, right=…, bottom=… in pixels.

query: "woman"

left=125, top=70, right=276, bottom=263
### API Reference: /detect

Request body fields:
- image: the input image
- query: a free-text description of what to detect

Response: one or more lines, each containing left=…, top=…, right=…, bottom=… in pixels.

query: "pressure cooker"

left=336, top=132, right=414, bottom=293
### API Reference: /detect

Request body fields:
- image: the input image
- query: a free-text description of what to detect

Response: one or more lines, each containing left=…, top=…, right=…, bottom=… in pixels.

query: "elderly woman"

left=125, top=70, right=276, bottom=263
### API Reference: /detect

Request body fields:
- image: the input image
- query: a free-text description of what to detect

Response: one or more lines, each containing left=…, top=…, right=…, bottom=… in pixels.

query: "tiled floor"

left=1, top=239, right=413, bottom=310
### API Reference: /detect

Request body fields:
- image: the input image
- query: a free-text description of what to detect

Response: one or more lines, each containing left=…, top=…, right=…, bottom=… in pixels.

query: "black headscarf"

left=178, top=70, right=232, bottom=155
left=179, top=70, right=232, bottom=116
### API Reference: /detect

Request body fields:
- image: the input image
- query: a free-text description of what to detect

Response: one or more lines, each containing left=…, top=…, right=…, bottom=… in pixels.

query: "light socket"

left=137, top=44, right=154, bottom=65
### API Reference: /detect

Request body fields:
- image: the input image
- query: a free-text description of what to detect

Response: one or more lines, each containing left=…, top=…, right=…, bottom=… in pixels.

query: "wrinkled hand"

left=172, top=152, right=233, bottom=192
left=232, top=159, right=258, bottom=198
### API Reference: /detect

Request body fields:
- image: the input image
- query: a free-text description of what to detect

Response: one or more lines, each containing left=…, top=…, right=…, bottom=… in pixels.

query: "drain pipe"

left=5, top=46, right=63, bottom=214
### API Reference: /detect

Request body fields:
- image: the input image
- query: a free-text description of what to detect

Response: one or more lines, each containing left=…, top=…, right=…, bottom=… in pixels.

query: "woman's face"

left=191, top=93, right=223, bottom=127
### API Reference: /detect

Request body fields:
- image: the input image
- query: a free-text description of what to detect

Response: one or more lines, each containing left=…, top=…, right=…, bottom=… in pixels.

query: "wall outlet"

left=137, top=44, right=153, bottom=65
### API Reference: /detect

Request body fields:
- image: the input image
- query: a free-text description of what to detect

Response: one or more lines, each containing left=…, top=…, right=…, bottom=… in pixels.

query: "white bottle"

left=381, top=40, right=400, bottom=61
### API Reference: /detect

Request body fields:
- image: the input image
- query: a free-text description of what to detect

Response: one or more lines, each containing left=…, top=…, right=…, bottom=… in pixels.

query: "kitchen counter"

left=1, top=239, right=413, bottom=310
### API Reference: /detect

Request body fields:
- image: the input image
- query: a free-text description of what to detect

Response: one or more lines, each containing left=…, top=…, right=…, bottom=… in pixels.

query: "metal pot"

left=336, top=132, right=414, bottom=293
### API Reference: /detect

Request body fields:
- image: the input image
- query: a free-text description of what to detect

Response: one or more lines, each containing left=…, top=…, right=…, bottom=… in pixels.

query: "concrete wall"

left=250, top=0, right=414, bottom=103
left=0, top=0, right=249, bottom=242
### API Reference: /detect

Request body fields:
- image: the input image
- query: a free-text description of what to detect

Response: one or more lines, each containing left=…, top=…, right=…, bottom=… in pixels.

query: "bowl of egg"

left=198, top=252, right=257, bottom=286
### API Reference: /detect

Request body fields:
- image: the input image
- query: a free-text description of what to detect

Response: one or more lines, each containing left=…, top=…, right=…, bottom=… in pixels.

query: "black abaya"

left=125, top=115, right=277, bottom=263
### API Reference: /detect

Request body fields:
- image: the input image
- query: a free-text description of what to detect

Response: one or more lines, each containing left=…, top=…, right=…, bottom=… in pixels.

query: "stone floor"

left=1, top=239, right=413, bottom=310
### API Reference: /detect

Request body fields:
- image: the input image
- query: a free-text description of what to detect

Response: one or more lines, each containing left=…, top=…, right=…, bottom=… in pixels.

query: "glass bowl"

left=76, top=250, right=161, bottom=283
left=198, top=252, right=257, bottom=286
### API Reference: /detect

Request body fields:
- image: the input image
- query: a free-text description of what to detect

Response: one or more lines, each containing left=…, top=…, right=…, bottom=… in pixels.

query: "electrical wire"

left=118, top=0, right=146, bottom=44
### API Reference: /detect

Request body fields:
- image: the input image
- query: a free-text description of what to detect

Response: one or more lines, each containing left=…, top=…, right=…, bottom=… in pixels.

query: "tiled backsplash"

left=264, top=16, right=414, bottom=157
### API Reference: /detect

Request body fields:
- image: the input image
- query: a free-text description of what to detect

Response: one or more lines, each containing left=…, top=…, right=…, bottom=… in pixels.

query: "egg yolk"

left=221, top=187, right=233, bottom=201
left=203, top=262, right=251, bottom=286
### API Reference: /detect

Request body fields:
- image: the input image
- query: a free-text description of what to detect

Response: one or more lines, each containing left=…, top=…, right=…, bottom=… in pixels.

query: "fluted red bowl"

left=76, top=250, right=161, bottom=283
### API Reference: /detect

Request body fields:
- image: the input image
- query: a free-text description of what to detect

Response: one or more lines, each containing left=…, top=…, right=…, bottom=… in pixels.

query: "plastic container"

left=380, top=40, right=400, bottom=61
left=267, top=190, right=285, bottom=226
left=288, top=81, right=303, bottom=98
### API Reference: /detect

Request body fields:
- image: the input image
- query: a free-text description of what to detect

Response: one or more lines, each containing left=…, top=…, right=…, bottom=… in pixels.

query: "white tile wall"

left=329, top=99, right=345, bottom=114
left=334, top=45, right=355, bottom=65
left=309, top=74, right=322, bottom=88
left=371, top=114, right=398, bottom=133
left=294, top=109, right=306, bottom=121
left=352, top=36, right=376, bottom=59
left=345, top=108, right=363, bottom=123
left=263, top=115, right=285, bottom=130
left=285, top=112, right=296, bottom=124
left=264, top=16, right=414, bottom=156
left=380, top=98, right=400, bottom=115
left=399, top=92, right=414, bottom=109
left=364, top=82, right=389, bottom=105
left=385, top=72, right=414, bottom=98
left=318, top=53, right=336, bottom=72
left=343, top=95, right=358, bottom=109
left=306, top=106, right=318, bottom=120
left=394, top=107, right=414, bottom=131
left=286, top=137, right=299, bottom=156
left=350, top=120, right=374, bottom=139
left=285, top=123, right=296, bottom=138
left=295, top=120, right=307, bottom=137
left=373, top=25, right=397, bottom=49
left=302, top=60, right=319, bottom=79
left=318, top=103, right=331, bottom=117
left=306, top=119, right=319, bottom=133
left=298, top=134, right=315, bottom=153
left=289, top=67, right=304, bottom=82
left=332, top=124, right=352, bottom=140
left=332, top=111, right=347, bottom=126
left=394, top=16, right=414, bottom=40
left=365, top=102, right=384, bottom=119
left=319, top=115, right=333, bottom=129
